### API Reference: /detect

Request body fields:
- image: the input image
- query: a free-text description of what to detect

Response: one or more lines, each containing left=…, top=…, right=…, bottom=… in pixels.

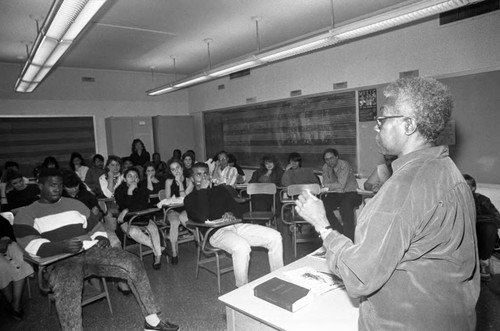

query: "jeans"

left=48, top=246, right=160, bottom=331
left=209, top=223, right=283, bottom=287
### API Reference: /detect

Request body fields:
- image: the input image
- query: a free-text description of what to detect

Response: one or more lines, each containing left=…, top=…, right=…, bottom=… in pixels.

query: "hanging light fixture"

left=15, top=0, right=107, bottom=93
left=147, top=0, right=483, bottom=96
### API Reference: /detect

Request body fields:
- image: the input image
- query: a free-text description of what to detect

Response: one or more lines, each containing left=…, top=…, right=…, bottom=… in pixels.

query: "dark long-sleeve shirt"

left=184, top=185, right=243, bottom=228
left=322, top=146, right=479, bottom=330
left=114, top=183, right=150, bottom=212
left=473, top=192, right=500, bottom=227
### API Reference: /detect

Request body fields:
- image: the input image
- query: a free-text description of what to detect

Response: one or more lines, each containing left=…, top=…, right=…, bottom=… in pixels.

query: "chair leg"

left=292, top=225, right=298, bottom=258
left=215, top=253, right=221, bottom=294
left=100, top=278, right=113, bottom=314
left=195, top=245, right=201, bottom=278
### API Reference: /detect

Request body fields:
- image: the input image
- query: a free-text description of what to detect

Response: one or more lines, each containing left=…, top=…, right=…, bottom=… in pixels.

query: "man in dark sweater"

left=14, top=168, right=179, bottom=331
left=5, top=169, right=39, bottom=212
left=184, top=162, right=283, bottom=287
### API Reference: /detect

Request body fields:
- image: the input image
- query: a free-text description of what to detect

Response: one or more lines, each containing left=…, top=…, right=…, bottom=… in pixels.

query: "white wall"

left=187, top=12, right=500, bottom=164
left=0, top=64, right=189, bottom=157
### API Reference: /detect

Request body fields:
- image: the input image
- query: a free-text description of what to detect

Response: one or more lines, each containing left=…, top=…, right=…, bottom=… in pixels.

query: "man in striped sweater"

left=14, top=168, right=179, bottom=331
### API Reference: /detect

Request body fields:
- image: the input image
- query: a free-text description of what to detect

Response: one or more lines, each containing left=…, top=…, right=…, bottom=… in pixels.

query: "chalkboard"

left=204, top=91, right=356, bottom=170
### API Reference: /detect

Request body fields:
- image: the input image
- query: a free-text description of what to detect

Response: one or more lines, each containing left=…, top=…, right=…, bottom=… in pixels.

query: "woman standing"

left=69, top=152, right=89, bottom=183
left=130, top=139, right=150, bottom=167
left=164, top=159, right=193, bottom=264
left=249, top=155, right=284, bottom=211
left=115, top=167, right=164, bottom=270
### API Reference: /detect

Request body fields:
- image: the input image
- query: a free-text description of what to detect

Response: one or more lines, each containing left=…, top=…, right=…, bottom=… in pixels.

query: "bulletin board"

left=204, top=91, right=356, bottom=170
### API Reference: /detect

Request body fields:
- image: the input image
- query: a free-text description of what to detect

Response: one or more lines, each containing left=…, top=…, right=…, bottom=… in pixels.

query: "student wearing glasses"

left=320, top=148, right=361, bottom=242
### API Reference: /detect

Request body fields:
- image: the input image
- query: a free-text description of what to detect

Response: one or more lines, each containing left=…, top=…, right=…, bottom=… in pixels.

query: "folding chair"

left=242, top=183, right=277, bottom=227
left=280, top=183, right=322, bottom=257
left=121, top=208, right=162, bottom=260
left=186, top=220, right=237, bottom=293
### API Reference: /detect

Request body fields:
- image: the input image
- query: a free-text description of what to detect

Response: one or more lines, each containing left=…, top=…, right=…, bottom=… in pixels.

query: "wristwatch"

left=319, top=226, right=333, bottom=240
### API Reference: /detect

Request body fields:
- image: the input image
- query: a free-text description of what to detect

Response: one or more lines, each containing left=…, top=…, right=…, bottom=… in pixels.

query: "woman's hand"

left=285, top=163, right=294, bottom=171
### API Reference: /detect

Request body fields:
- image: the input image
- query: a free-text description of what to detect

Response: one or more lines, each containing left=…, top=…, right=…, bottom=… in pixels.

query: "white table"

left=219, top=255, right=359, bottom=331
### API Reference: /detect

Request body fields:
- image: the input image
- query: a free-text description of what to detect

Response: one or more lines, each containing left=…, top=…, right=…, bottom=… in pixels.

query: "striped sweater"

left=14, top=197, right=107, bottom=257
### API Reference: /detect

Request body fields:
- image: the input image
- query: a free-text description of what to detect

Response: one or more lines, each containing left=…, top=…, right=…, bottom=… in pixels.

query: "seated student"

left=69, top=152, right=89, bottom=183
left=184, top=162, right=284, bottom=287
left=152, top=153, right=168, bottom=181
left=14, top=168, right=179, bottom=331
left=62, top=172, right=130, bottom=294
left=1, top=161, right=25, bottom=207
left=63, top=172, right=121, bottom=248
left=41, top=156, right=59, bottom=169
left=115, top=167, right=165, bottom=270
left=0, top=215, right=34, bottom=321
left=249, top=154, right=284, bottom=211
left=281, top=152, right=318, bottom=186
left=463, top=174, right=500, bottom=282
left=5, top=169, right=40, bottom=212
left=227, top=154, right=246, bottom=184
left=98, top=155, right=124, bottom=199
left=320, top=148, right=361, bottom=242
left=212, top=151, right=238, bottom=187
left=163, top=159, right=194, bottom=265
left=168, top=149, right=182, bottom=164
left=143, top=162, right=163, bottom=207
left=84, top=154, right=106, bottom=196
left=363, top=155, right=397, bottom=193
left=181, top=150, right=196, bottom=171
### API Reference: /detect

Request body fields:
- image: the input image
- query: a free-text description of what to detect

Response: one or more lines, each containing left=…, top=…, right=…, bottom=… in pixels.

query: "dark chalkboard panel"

left=204, top=91, right=356, bottom=170
left=0, top=116, right=96, bottom=176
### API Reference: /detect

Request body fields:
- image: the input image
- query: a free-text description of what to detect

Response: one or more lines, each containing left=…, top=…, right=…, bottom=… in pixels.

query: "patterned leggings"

left=48, top=247, right=160, bottom=331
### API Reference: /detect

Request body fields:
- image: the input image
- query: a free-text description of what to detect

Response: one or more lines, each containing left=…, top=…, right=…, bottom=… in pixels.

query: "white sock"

left=145, top=314, right=161, bottom=326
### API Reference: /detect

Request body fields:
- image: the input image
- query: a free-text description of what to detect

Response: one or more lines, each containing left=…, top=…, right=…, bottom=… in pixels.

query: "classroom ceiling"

left=0, top=0, right=418, bottom=77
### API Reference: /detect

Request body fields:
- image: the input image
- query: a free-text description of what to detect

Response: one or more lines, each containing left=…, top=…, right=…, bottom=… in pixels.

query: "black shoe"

left=144, top=320, right=179, bottom=331
left=117, top=286, right=132, bottom=296
left=153, top=261, right=161, bottom=270
left=171, top=256, right=179, bottom=265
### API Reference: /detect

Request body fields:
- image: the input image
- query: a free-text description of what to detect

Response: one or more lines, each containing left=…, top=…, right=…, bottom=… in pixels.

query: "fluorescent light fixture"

left=15, top=0, right=107, bottom=93
left=147, top=0, right=481, bottom=96
left=174, top=76, right=208, bottom=88
left=209, top=60, right=259, bottom=77
left=331, top=0, right=483, bottom=41
left=148, top=85, right=176, bottom=96
left=259, top=35, right=338, bottom=63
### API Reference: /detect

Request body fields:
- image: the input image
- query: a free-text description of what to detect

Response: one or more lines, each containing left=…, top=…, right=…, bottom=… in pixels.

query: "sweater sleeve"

left=184, top=189, right=211, bottom=223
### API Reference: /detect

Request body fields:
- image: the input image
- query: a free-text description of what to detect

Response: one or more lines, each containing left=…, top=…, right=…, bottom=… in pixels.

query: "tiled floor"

left=2, top=224, right=500, bottom=331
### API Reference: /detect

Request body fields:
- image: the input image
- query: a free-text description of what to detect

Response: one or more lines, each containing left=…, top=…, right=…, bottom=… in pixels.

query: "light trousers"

left=209, top=223, right=284, bottom=287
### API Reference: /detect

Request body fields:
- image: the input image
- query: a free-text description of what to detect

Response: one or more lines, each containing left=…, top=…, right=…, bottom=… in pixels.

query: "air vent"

left=399, top=70, right=419, bottom=79
left=440, top=0, right=499, bottom=25
left=230, top=69, right=250, bottom=80
left=333, top=81, right=348, bottom=90
left=217, top=84, right=225, bottom=90
left=290, top=89, right=302, bottom=97
left=246, top=97, right=256, bottom=104
left=81, top=76, right=95, bottom=82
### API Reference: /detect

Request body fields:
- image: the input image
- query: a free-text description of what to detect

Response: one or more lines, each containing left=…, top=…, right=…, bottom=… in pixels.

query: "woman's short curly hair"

left=384, top=77, right=453, bottom=143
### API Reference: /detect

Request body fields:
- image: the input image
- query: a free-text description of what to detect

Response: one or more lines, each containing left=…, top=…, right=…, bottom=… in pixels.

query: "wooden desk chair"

left=280, top=184, right=322, bottom=258
left=24, top=251, right=113, bottom=314
left=186, top=219, right=240, bottom=293
left=242, top=183, right=277, bottom=227
left=121, top=208, right=162, bottom=260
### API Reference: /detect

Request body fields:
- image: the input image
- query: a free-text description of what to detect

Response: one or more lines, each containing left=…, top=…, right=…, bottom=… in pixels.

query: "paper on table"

left=156, top=196, right=184, bottom=208
left=83, top=240, right=98, bottom=250
left=308, top=247, right=327, bottom=260
left=283, top=266, right=344, bottom=295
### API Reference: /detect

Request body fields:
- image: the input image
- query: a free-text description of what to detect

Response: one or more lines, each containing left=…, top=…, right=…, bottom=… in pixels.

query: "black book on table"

left=254, top=277, right=312, bottom=312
